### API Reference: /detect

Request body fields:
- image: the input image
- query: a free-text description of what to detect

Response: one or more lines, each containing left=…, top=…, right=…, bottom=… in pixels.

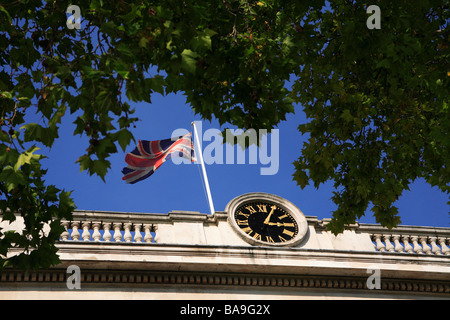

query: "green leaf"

left=58, top=190, right=76, bottom=215
left=340, top=109, right=353, bottom=123
left=115, top=129, right=134, bottom=152
left=100, top=21, right=116, bottom=35
left=76, top=155, right=92, bottom=173
left=180, top=49, right=199, bottom=75
left=92, top=159, right=111, bottom=181
left=145, top=75, right=165, bottom=95
left=114, top=61, right=130, bottom=79
left=48, top=104, right=67, bottom=128
left=139, top=37, right=149, bottom=48
left=292, top=166, right=309, bottom=189
left=0, top=166, right=26, bottom=192
left=0, top=5, right=12, bottom=22
left=0, top=130, right=10, bottom=143
left=45, top=185, right=61, bottom=202
left=191, top=30, right=216, bottom=52
left=14, top=146, right=41, bottom=171
left=0, top=90, right=13, bottom=99
left=21, top=123, right=58, bottom=147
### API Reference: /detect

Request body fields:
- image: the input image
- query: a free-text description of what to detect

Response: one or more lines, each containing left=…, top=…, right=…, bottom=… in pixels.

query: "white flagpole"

left=191, top=121, right=215, bottom=216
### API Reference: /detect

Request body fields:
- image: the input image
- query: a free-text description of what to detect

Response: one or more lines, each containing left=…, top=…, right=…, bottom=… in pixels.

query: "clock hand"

left=263, top=205, right=277, bottom=224
left=266, top=222, right=284, bottom=226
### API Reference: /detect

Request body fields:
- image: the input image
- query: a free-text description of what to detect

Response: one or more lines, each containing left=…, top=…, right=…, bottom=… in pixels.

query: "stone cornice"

left=1, top=266, right=449, bottom=298
left=50, top=242, right=450, bottom=280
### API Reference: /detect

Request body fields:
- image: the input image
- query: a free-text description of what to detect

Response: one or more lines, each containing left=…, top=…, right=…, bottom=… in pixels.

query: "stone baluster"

left=113, top=223, right=123, bottom=242
left=410, top=236, right=423, bottom=254
left=383, top=235, right=395, bottom=252
left=392, top=235, right=404, bottom=253
left=373, top=234, right=386, bottom=252
left=401, top=235, right=413, bottom=253
left=61, top=221, right=70, bottom=241
left=103, top=222, right=112, bottom=242
left=71, top=222, right=80, bottom=241
left=428, top=237, right=442, bottom=255
left=438, top=237, right=450, bottom=256
left=419, top=236, right=432, bottom=255
left=133, top=224, right=143, bottom=243
left=153, top=225, right=158, bottom=243
left=123, top=223, right=133, bottom=242
left=92, top=222, right=102, bottom=242
left=81, top=222, right=91, bottom=241
left=143, top=224, right=153, bottom=243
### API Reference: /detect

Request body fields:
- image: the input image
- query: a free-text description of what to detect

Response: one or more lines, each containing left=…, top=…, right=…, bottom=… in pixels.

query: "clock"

left=226, top=193, right=308, bottom=247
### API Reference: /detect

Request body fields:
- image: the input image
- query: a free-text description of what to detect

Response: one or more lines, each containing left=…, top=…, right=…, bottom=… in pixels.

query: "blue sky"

left=38, top=91, right=449, bottom=229
left=6, top=0, right=438, bottom=230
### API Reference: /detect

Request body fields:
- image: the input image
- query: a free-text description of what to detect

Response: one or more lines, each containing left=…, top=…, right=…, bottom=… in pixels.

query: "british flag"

left=122, top=132, right=196, bottom=184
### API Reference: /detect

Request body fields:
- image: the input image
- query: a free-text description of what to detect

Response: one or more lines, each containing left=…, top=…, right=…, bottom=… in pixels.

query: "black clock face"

left=234, top=202, right=299, bottom=244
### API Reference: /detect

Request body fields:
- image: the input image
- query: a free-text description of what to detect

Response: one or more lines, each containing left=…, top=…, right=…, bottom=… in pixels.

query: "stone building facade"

left=0, top=193, right=449, bottom=299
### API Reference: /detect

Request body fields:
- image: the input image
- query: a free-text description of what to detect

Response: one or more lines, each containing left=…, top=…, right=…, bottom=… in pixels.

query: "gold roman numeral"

left=245, top=205, right=257, bottom=214
left=252, top=233, right=262, bottom=240
left=241, top=227, right=252, bottom=234
left=237, top=219, right=249, bottom=226
left=256, top=204, right=267, bottom=212
left=283, top=223, right=295, bottom=227
left=236, top=211, right=250, bottom=218
left=283, top=229, right=295, bottom=237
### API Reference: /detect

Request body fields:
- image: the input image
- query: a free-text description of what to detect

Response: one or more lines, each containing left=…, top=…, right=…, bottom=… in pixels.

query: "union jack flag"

left=122, top=132, right=196, bottom=184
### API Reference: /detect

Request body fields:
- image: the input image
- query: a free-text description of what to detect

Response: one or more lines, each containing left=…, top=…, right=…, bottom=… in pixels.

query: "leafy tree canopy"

left=0, top=0, right=448, bottom=270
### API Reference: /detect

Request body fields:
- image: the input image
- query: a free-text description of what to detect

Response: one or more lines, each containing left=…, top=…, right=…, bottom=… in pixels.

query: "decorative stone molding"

left=1, top=198, right=449, bottom=299
left=1, top=268, right=449, bottom=297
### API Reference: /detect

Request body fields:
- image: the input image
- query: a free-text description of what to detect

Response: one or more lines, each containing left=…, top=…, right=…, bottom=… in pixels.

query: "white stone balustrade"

left=60, top=210, right=158, bottom=243
left=369, top=232, right=450, bottom=255
left=3, top=209, right=450, bottom=255
left=57, top=211, right=450, bottom=256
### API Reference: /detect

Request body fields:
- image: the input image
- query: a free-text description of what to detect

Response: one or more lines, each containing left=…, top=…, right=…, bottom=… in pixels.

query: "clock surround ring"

left=225, top=193, right=308, bottom=247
